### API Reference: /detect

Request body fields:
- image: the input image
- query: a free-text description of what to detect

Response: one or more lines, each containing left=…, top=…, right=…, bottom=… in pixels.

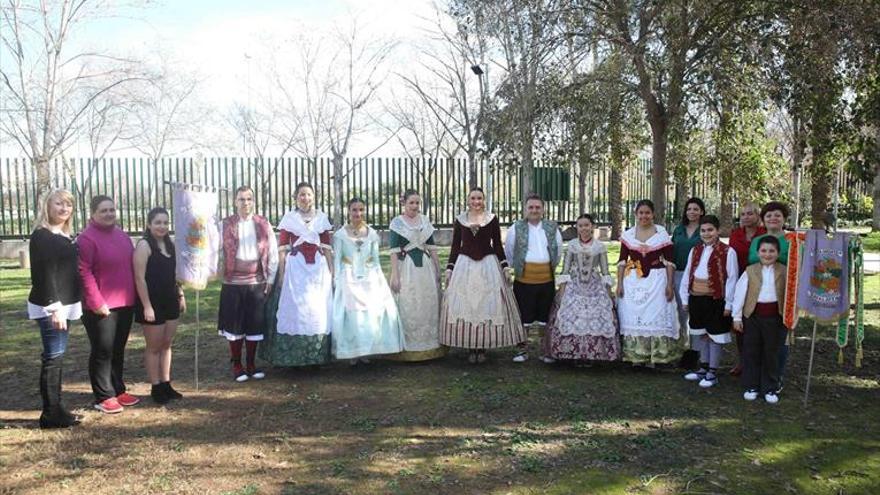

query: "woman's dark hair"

left=760, top=201, right=790, bottom=221
left=89, top=195, right=113, bottom=214
left=681, top=197, right=707, bottom=225
left=400, top=189, right=419, bottom=205
left=757, top=234, right=781, bottom=252
left=635, top=199, right=655, bottom=213
left=469, top=187, right=484, bottom=195
left=577, top=213, right=595, bottom=224
left=294, top=182, right=314, bottom=197
left=347, top=197, right=366, bottom=208
left=143, top=207, right=174, bottom=256
left=699, top=214, right=720, bottom=229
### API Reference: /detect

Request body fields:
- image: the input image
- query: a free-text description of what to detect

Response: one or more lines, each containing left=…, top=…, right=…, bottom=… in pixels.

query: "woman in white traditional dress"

left=260, top=182, right=334, bottom=367
left=440, top=187, right=525, bottom=364
left=387, top=189, right=446, bottom=361
left=542, top=213, right=619, bottom=363
left=331, top=197, right=404, bottom=363
left=616, top=199, right=683, bottom=366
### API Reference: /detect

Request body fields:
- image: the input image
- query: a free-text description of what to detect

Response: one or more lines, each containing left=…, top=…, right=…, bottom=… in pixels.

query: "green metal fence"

left=3, top=155, right=851, bottom=238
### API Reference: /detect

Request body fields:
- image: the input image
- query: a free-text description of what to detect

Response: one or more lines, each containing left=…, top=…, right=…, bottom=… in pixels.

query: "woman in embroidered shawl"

left=260, top=182, right=333, bottom=366
left=616, top=199, right=683, bottom=366
left=440, top=187, right=525, bottom=364
left=331, top=197, right=404, bottom=362
left=386, top=189, right=446, bottom=361
left=543, top=214, right=619, bottom=363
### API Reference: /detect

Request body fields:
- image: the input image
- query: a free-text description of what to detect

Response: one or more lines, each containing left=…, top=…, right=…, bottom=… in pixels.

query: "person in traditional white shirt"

left=679, top=215, right=738, bottom=388
left=731, top=235, right=787, bottom=404
left=217, top=186, right=279, bottom=382
left=503, top=194, right=563, bottom=363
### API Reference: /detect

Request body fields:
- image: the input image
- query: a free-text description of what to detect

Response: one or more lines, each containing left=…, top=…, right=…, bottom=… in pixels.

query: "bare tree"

left=399, top=5, right=493, bottom=190
left=0, top=0, right=144, bottom=201
left=382, top=92, right=452, bottom=213
left=323, top=18, right=396, bottom=225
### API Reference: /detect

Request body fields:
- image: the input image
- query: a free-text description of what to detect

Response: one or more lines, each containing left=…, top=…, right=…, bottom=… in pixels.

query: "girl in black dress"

left=134, top=207, right=186, bottom=404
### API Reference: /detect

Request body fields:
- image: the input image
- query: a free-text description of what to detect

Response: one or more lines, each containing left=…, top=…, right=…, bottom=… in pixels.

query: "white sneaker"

left=684, top=370, right=705, bottom=381
left=250, top=369, right=266, bottom=380
left=235, top=372, right=249, bottom=383
left=764, top=392, right=779, bottom=404
left=743, top=390, right=758, bottom=401
left=512, top=352, right=529, bottom=363
left=540, top=356, right=556, bottom=364
left=699, top=374, right=718, bottom=388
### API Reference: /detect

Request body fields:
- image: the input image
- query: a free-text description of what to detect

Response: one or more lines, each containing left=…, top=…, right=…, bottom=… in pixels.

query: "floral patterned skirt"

left=542, top=275, right=620, bottom=361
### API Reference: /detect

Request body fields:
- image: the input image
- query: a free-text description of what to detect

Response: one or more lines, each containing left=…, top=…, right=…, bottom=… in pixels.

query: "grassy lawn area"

left=1, top=242, right=879, bottom=494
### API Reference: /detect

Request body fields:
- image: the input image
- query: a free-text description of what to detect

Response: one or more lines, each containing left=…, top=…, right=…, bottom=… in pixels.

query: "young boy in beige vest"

left=731, top=235, right=787, bottom=404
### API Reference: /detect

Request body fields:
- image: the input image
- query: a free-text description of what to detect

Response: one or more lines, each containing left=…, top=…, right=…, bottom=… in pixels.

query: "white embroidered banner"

left=173, top=185, right=220, bottom=290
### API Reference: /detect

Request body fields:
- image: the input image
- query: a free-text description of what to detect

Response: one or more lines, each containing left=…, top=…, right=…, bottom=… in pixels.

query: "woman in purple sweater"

left=78, top=195, right=139, bottom=414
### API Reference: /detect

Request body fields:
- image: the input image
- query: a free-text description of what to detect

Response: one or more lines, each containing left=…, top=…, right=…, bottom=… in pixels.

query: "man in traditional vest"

left=504, top=193, right=563, bottom=363
left=217, top=186, right=279, bottom=382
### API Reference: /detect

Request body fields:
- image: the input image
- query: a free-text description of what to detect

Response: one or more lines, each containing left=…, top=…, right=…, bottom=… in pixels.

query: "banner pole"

left=195, top=289, right=200, bottom=391
left=803, top=320, right=819, bottom=407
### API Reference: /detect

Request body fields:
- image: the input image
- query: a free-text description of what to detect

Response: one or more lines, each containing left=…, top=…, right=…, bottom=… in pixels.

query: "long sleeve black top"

left=28, top=228, right=82, bottom=308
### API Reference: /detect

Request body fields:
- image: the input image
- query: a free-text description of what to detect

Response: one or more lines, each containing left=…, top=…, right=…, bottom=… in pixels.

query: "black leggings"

left=82, top=307, right=134, bottom=402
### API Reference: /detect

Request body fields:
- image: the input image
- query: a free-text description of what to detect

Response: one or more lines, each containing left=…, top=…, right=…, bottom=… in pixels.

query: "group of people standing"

left=28, top=191, right=184, bottom=427
left=27, top=182, right=794, bottom=429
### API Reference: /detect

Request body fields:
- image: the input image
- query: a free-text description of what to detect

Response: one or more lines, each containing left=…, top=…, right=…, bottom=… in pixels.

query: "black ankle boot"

left=151, top=383, right=170, bottom=405
left=162, top=382, right=183, bottom=400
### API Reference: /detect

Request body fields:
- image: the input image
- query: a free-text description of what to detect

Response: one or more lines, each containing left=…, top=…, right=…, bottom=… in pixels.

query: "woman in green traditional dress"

left=386, top=189, right=446, bottom=361
left=259, top=182, right=334, bottom=367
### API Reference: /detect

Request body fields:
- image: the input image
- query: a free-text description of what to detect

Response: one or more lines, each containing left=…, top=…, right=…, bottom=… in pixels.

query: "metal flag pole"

left=195, top=289, right=200, bottom=391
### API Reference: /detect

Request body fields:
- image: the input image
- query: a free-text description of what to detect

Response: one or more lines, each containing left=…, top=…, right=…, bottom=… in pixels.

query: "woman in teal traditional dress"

left=386, top=189, right=446, bottom=361
left=331, top=198, right=404, bottom=362
left=259, top=182, right=333, bottom=366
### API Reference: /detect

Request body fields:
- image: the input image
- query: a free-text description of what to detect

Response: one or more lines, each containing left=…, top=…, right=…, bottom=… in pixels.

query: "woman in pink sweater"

left=78, top=195, right=139, bottom=414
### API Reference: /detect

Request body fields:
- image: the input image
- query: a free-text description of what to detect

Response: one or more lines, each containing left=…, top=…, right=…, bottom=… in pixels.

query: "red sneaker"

left=116, top=392, right=140, bottom=407
left=94, top=397, right=124, bottom=414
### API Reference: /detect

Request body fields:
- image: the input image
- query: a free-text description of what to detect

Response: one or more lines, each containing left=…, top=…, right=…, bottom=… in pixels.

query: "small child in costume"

left=731, top=235, right=787, bottom=404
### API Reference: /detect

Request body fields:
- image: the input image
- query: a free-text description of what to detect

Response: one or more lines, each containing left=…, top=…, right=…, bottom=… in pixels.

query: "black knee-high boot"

left=39, top=355, right=79, bottom=428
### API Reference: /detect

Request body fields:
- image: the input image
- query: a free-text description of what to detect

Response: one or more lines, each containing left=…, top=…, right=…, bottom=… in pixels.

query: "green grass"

left=862, top=231, right=880, bottom=252
left=1, top=242, right=879, bottom=494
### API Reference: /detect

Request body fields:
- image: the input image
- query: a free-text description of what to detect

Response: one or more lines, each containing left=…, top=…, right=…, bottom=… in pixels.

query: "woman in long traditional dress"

left=331, top=198, right=404, bottom=362
left=260, top=182, right=333, bottom=366
left=672, top=197, right=706, bottom=349
left=616, top=199, right=683, bottom=366
left=387, top=189, right=446, bottom=361
left=440, top=187, right=525, bottom=364
left=542, top=214, right=619, bottom=363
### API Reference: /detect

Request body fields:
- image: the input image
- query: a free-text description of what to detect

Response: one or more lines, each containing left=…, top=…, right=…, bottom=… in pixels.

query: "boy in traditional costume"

left=679, top=215, right=738, bottom=388
left=732, top=235, right=787, bottom=404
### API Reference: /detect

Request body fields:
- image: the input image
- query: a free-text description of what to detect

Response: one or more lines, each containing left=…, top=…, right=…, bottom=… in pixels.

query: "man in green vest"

left=504, top=194, right=563, bottom=363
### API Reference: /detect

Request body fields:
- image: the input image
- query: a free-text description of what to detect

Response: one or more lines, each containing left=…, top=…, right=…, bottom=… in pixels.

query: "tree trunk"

left=790, top=121, right=805, bottom=228
left=467, top=151, right=478, bottom=191
left=34, top=156, right=52, bottom=213
left=609, top=165, right=624, bottom=239
left=810, top=147, right=833, bottom=229
left=649, top=123, right=669, bottom=224
left=719, top=167, right=734, bottom=237
left=873, top=159, right=880, bottom=232
left=331, top=154, right=345, bottom=227
left=520, top=134, right=533, bottom=217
